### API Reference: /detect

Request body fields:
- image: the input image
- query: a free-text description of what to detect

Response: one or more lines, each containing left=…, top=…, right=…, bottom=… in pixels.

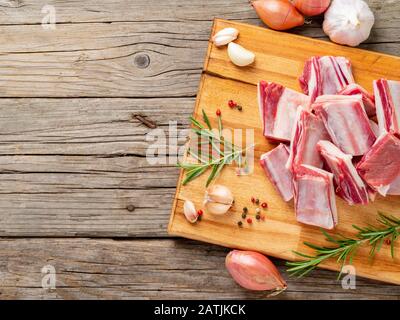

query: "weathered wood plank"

left=0, top=98, right=192, bottom=236
left=0, top=1, right=397, bottom=98
left=0, top=98, right=192, bottom=155
left=0, top=238, right=398, bottom=300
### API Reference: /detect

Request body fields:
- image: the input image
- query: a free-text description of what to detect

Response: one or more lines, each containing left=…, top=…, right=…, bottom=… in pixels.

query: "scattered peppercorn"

left=261, top=202, right=268, bottom=209
left=247, top=218, right=253, bottom=224
left=385, top=239, right=392, bottom=245
left=255, top=208, right=261, bottom=214
left=197, top=209, right=203, bottom=216
left=228, top=100, right=237, bottom=108
left=256, top=214, right=261, bottom=220
left=237, top=105, right=243, bottom=111
left=251, top=196, right=255, bottom=203
left=241, top=213, right=247, bottom=219
left=216, top=109, right=221, bottom=116
left=255, top=198, right=260, bottom=205
left=237, top=221, right=243, bottom=227
left=243, top=207, right=248, bottom=213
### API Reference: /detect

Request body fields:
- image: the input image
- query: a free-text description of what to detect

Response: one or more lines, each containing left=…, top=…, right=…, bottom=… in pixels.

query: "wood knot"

left=133, top=53, right=150, bottom=69
left=126, top=204, right=135, bottom=212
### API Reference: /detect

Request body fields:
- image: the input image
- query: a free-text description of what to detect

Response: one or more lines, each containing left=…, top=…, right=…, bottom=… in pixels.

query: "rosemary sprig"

left=178, top=109, right=252, bottom=187
left=286, top=213, right=400, bottom=278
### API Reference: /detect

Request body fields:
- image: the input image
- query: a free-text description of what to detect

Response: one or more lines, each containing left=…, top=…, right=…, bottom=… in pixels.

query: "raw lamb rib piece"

left=313, top=96, right=376, bottom=156
left=338, top=83, right=376, bottom=117
left=258, top=81, right=310, bottom=142
left=286, top=107, right=330, bottom=171
left=373, top=79, right=400, bottom=135
left=293, top=164, right=338, bottom=230
left=356, top=132, right=400, bottom=196
left=317, top=140, right=369, bottom=205
left=299, top=56, right=355, bottom=102
left=260, top=144, right=293, bottom=202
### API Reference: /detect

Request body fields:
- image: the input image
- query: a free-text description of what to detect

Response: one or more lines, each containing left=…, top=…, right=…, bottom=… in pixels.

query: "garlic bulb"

left=225, top=250, right=287, bottom=294
left=212, top=27, right=239, bottom=47
left=227, top=42, right=255, bottom=67
left=323, top=0, right=374, bottom=47
left=204, top=184, right=234, bottom=215
left=183, top=200, right=198, bottom=223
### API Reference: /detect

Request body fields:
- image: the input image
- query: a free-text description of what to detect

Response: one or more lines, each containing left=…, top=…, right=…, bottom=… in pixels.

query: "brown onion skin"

left=225, top=250, right=287, bottom=292
left=292, top=0, right=331, bottom=16
left=251, top=0, right=304, bottom=31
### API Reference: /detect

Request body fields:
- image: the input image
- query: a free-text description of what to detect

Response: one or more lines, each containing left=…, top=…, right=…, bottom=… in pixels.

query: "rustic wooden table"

left=0, top=0, right=399, bottom=300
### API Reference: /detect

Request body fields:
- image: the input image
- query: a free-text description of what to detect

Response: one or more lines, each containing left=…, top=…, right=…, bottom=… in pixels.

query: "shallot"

left=225, top=250, right=287, bottom=294
left=292, top=0, right=331, bottom=16
left=251, top=0, right=304, bottom=31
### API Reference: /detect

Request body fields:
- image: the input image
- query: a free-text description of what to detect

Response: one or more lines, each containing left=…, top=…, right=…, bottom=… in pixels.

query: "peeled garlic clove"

left=227, top=42, right=255, bottom=67
left=204, top=184, right=234, bottom=215
left=205, top=202, right=232, bottom=215
left=183, top=200, right=198, bottom=223
left=212, top=27, right=239, bottom=47
left=226, top=250, right=287, bottom=294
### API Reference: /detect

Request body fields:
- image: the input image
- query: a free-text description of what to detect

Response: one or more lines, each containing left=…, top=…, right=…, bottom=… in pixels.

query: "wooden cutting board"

left=168, top=19, right=400, bottom=285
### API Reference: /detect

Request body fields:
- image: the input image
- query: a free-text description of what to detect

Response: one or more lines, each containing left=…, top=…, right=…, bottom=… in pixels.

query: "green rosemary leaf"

left=391, top=233, right=396, bottom=258
left=206, top=160, right=225, bottom=187
left=182, top=166, right=208, bottom=185
left=202, top=109, right=212, bottom=130
left=190, top=116, right=204, bottom=129
left=287, top=211, right=400, bottom=279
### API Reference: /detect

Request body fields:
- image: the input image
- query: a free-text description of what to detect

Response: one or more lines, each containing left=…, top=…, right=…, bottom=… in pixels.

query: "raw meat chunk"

left=356, top=132, right=400, bottom=196
left=258, top=81, right=310, bottom=142
left=286, top=107, right=330, bottom=171
left=260, top=144, right=293, bottom=202
left=317, top=140, right=369, bottom=205
left=299, top=56, right=355, bottom=102
left=313, top=97, right=376, bottom=156
left=338, top=83, right=376, bottom=117
left=293, top=164, right=338, bottom=230
left=374, top=79, right=400, bottom=135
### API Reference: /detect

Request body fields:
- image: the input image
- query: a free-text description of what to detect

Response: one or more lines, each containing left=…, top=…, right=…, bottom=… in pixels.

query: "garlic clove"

left=226, top=250, right=287, bottom=294
left=212, top=27, right=239, bottom=47
left=227, top=42, right=255, bottom=67
left=205, top=184, right=234, bottom=205
left=183, top=200, right=198, bottom=223
left=204, top=202, right=232, bottom=216
left=204, top=184, right=234, bottom=215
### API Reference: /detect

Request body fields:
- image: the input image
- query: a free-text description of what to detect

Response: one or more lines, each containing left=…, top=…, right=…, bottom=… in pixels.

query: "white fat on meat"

left=317, top=140, right=369, bottom=205
left=313, top=96, right=376, bottom=156
left=286, top=107, right=330, bottom=171
left=260, top=144, right=293, bottom=202
left=299, top=56, right=355, bottom=102
left=257, top=81, right=310, bottom=142
left=374, top=79, right=400, bottom=135
left=293, top=164, right=338, bottom=230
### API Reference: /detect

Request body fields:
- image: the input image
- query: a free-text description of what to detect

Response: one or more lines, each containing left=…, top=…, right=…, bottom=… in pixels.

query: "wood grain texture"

left=169, top=20, right=400, bottom=285
left=0, top=238, right=398, bottom=300
left=0, top=1, right=397, bottom=97
left=0, top=0, right=399, bottom=299
left=0, top=98, right=194, bottom=236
